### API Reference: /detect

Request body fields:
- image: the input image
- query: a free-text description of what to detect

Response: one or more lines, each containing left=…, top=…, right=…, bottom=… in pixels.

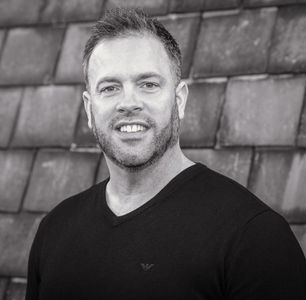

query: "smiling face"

left=83, top=33, right=188, bottom=170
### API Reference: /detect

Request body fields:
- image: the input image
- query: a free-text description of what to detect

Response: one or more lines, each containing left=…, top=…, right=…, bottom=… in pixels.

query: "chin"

left=110, top=150, right=159, bottom=172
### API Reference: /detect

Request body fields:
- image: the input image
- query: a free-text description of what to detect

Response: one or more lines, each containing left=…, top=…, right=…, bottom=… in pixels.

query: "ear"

left=82, top=91, right=93, bottom=129
left=175, top=81, right=189, bottom=120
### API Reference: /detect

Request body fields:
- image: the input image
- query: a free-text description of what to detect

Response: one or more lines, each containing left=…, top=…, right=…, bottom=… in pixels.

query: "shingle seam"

left=7, top=88, right=25, bottom=148
left=184, top=15, right=201, bottom=79
left=188, top=14, right=204, bottom=79
left=70, top=146, right=101, bottom=153
left=193, top=70, right=287, bottom=80
left=50, top=26, right=68, bottom=84
left=98, top=0, right=108, bottom=18
left=181, top=145, right=215, bottom=150
left=0, top=210, right=46, bottom=216
left=10, top=277, right=27, bottom=283
left=37, top=0, right=49, bottom=23
left=0, top=82, right=76, bottom=88
left=296, top=89, right=306, bottom=146
left=0, top=277, right=9, bottom=299
left=164, top=0, right=172, bottom=16
left=0, top=29, right=8, bottom=62
left=237, top=0, right=244, bottom=9
left=18, top=149, right=38, bottom=213
left=214, top=81, right=228, bottom=148
left=8, top=145, right=75, bottom=151
left=265, top=7, right=279, bottom=73
left=158, top=12, right=202, bottom=21
left=289, top=221, right=306, bottom=226
left=0, top=23, right=65, bottom=30
left=246, top=147, right=256, bottom=189
left=243, top=1, right=306, bottom=9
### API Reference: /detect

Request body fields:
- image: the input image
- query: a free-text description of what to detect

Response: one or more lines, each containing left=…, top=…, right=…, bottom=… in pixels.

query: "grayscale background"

left=0, top=0, right=306, bottom=298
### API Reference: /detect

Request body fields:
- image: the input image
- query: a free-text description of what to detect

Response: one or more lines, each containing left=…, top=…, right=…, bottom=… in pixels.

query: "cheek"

left=91, top=102, right=112, bottom=125
left=153, top=94, right=176, bottom=120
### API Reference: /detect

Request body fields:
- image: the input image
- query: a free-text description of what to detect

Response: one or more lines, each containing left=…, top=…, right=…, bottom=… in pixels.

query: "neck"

left=104, top=143, right=194, bottom=215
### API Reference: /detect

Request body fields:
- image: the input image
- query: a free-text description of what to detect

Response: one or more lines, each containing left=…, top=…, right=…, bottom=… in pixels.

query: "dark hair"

left=83, top=8, right=182, bottom=89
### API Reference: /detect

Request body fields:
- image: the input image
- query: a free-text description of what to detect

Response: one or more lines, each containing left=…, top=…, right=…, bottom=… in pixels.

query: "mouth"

left=119, top=124, right=146, bottom=133
left=115, top=121, right=150, bottom=134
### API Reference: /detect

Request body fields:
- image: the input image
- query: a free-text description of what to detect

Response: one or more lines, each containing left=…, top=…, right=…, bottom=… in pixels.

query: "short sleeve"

left=226, top=211, right=306, bottom=300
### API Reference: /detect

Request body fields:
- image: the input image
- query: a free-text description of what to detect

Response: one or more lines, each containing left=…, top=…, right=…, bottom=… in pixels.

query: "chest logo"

left=140, top=263, right=154, bottom=271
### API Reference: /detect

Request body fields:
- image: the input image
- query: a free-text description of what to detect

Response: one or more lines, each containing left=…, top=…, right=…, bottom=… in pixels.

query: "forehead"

left=87, top=33, right=174, bottom=86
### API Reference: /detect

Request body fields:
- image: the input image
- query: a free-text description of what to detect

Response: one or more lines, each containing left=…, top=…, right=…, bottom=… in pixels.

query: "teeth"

left=119, top=124, right=146, bottom=133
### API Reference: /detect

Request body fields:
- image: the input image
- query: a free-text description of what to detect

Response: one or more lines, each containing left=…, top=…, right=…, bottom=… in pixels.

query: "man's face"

left=83, top=33, right=187, bottom=170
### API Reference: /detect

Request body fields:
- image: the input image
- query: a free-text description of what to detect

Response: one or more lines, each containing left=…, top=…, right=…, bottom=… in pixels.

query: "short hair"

left=83, top=8, right=182, bottom=89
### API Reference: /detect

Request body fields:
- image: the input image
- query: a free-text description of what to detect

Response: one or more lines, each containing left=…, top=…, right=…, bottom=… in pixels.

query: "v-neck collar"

left=98, top=163, right=205, bottom=227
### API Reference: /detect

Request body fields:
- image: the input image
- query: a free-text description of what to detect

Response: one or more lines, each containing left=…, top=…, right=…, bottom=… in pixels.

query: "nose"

left=116, top=85, right=143, bottom=114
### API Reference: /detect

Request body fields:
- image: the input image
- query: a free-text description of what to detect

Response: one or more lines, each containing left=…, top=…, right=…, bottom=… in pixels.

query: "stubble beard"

left=91, top=101, right=180, bottom=172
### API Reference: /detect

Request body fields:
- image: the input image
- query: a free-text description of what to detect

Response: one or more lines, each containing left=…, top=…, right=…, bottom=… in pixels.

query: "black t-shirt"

left=26, top=163, right=306, bottom=299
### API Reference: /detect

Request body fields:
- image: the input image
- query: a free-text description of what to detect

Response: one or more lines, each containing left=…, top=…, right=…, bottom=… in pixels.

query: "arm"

left=226, top=211, right=306, bottom=300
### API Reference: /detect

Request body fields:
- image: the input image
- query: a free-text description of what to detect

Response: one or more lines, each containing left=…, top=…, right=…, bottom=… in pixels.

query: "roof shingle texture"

left=74, top=107, right=97, bottom=146
left=11, top=86, right=82, bottom=147
left=269, top=6, right=306, bottom=73
left=160, top=15, right=200, bottom=78
left=0, top=27, right=64, bottom=85
left=245, top=0, right=306, bottom=7
left=0, top=0, right=42, bottom=26
left=0, top=213, right=43, bottom=276
left=0, top=0, right=306, bottom=294
left=193, top=8, right=277, bottom=77
left=0, top=30, right=6, bottom=51
left=105, top=0, right=168, bottom=15
left=55, top=23, right=92, bottom=84
left=40, top=0, right=104, bottom=23
left=298, top=102, right=306, bottom=147
left=249, top=150, right=306, bottom=222
left=0, top=88, right=23, bottom=148
left=0, top=150, right=34, bottom=212
left=4, top=280, right=27, bottom=300
left=219, top=76, right=306, bottom=146
left=24, top=150, right=99, bottom=212
left=180, top=81, right=225, bottom=147
left=184, top=148, right=252, bottom=187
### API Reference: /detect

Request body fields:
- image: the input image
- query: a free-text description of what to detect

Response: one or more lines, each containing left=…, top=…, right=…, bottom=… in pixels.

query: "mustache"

left=109, top=112, right=156, bottom=129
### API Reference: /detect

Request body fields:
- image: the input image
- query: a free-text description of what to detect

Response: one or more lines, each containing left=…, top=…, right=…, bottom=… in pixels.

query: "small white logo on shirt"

left=140, top=263, right=154, bottom=271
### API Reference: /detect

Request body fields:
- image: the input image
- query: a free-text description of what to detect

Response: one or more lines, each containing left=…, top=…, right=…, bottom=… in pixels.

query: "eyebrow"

left=134, top=72, right=164, bottom=82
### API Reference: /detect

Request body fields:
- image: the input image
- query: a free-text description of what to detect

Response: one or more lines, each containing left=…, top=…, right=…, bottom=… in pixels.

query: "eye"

left=141, top=82, right=159, bottom=90
left=100, top=85, right=120, bottom=94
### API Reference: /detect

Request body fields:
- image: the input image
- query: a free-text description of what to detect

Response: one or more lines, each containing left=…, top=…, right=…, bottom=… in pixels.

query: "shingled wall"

left=1, top=0, right=306, bottom=297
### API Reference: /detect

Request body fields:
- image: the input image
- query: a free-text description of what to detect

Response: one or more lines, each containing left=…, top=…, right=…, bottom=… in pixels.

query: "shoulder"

left=39, top=181, right=105, bottom=232
left=187, top=164, right=302, bottom=246
left=187, top=163, right=273, bottom=226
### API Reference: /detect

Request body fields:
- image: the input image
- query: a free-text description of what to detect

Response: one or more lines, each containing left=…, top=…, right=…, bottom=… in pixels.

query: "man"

left=26, top=8, right=306, bottom=300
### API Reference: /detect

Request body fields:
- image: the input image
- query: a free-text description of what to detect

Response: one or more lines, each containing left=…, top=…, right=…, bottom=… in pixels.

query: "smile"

left=119, top=124, right=146, bottom=133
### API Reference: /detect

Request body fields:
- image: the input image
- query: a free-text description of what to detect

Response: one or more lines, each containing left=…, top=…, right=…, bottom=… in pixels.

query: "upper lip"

left=114, top=120, right=150, bottom=130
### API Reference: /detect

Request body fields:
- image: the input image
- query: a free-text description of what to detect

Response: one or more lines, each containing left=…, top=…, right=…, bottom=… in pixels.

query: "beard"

left=90, top=100, right=180, bottom=172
